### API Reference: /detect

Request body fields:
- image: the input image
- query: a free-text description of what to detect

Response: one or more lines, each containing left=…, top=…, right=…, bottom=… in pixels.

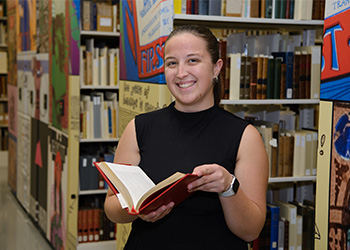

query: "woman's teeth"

left=179, top=81, right=195, bottom=88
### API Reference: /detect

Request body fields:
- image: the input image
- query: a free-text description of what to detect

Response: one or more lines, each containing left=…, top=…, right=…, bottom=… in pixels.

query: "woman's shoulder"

left=215, top=105, right=250, bottom=125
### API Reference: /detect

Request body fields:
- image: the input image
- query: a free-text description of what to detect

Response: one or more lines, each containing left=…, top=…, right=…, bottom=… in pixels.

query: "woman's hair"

left=165, top=25, right=223, bottom=105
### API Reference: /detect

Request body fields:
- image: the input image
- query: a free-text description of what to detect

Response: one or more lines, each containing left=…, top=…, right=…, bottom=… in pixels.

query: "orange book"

left=93, top=209, right=100, bottom=242
left=78, top=210, right=84, bottom=243
left=87, top=209, right=94, bottom=242
left=94, top=162, right=199, bottom=215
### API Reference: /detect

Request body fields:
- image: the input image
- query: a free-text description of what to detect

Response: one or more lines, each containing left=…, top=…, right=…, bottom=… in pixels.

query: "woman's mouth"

left=178, top=81, right=196, bottom=89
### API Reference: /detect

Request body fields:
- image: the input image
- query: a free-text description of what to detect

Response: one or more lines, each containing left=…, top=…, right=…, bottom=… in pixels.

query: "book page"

left=106, top=163, right=155, bottom=206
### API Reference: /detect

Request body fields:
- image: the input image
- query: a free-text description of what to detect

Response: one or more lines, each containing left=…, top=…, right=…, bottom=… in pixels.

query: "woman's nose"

left=176, top=63, right=188, bottom=79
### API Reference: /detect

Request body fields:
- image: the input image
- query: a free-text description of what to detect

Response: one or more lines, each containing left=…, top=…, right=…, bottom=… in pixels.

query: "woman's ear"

left=214, top=59, right=223, bottom=77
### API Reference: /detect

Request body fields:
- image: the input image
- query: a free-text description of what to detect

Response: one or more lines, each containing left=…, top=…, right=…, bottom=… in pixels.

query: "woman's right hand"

left=138, top=202, right=175, bottom=223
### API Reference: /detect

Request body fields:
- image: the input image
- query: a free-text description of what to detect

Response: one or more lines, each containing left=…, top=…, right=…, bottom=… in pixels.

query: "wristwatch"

left=219, top=174, right=240, bottom=197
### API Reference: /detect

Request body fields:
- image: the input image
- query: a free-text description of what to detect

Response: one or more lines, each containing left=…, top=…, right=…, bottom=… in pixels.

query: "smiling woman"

left=104, top=24, right=269, bottom=250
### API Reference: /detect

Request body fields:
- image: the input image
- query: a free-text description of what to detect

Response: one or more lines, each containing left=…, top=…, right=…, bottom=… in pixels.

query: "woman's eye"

left=188, top=58, right=198, bottom=63
left=166, top=61, right=176, bottom=67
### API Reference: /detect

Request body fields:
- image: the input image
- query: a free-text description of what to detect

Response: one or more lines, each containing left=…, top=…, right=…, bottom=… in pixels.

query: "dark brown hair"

left=165, top=25, right=222, bottom=105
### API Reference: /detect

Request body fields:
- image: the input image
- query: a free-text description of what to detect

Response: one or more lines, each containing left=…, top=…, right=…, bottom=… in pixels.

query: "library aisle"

left=0, top=165, right=53, bottom=250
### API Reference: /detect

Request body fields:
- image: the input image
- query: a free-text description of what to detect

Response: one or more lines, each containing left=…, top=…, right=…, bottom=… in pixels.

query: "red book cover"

left=94, top=162, right=199, bottom=215
left=129, top=174, right=199, bottom=215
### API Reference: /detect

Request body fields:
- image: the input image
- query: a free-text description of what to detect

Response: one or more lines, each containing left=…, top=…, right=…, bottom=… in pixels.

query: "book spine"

left=299, top=51, right=307, bottom=99
left=240, top=54, right=247, bottom=99
left=250, top=56, right=258, bottom=99
left=274, top=57, right=282, bottom=99
left=244, top=56, right=252, bottom=99
left=293, top=51, right=301, bottom=99
left=266, top=56, right=275, bottom=99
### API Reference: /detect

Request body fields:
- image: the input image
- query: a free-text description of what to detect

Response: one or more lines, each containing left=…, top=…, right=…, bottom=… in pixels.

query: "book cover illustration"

left=17, top=0, right=36, bottom=52
left=17, top=50, right=36, bottom=118
left=48, top=127, right=68, bottom=250
left=30, top=118, right=49, bottom=235
left=34, top=53, right=49, bottom=124
left=320, top=3, right=350, bottom=101
left=16, top=112, right=32, bottom=213
left=68, top=0, right=80, bottom=76
left=50, top=0, right=69, bottom=132
left=329, top=101, right=350, bottom=249
left=119, top=0, right=173, bottom=83
left=36, top=0, right=49, bottom=54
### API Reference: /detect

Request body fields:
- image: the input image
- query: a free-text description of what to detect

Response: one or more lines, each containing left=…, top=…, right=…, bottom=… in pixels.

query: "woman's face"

left=164, top=32, right=222, bottom=112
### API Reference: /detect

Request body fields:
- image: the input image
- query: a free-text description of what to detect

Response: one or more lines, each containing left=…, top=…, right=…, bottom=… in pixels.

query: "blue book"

left=267, top=204, right=280, bottom=250
left=198, top=0, right=209, bottom=15
left=272, top=52, right=294, bottom=99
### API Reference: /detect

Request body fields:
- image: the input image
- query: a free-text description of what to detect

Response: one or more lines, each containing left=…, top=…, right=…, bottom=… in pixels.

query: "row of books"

left=223, top=46, right=320, bottom=100
left=79, top=149, right=114, bottom=191
left=0, top=127, right=8, bottom=150
left=81, top=0, right=119, bottom=32
left=251, top=200, right=315, bottom=250
left=175, top=0, right=325, bottom=20
left=0, top=22, right=6, bottom=45
left=80, top=38, right=119, bottom=87
left=254, top=120, right=317, bottom=178
left=80, top=91, right=119, bottom=140
left=0, top=75, right=6, bottom=97
left=78, top=208, right=116, bottom=243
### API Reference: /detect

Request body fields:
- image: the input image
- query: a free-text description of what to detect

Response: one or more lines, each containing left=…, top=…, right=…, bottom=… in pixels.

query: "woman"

left=104, top=25, right=269, bottom=249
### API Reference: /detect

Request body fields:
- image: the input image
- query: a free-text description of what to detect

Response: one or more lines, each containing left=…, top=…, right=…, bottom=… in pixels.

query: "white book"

left=228, top=53, right=242, bottom=100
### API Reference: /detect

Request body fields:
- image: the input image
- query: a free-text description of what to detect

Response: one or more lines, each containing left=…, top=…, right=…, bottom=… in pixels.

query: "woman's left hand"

left=187, top=164, right=233, bottom=194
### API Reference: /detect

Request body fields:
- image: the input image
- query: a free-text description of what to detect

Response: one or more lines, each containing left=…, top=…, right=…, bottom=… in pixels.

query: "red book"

left=94, top=162, right=199, bottom=215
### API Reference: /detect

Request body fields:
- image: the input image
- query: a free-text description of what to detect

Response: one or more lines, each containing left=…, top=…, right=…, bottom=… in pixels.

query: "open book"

left=94, top=162, right=199, bottom=215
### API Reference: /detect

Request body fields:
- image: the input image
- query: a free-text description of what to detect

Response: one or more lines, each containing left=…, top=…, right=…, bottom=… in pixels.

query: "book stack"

left=253, top=119, right=318, bottom=178
left=253, top=199, right=315, bottom=250
left=80, top=38, right=119, bottom=87
left=82, top=0, right=119, bottom=32
left=222, top=39, right=321, bottom=100
left=80, top=91, right=119, bottom=140
left=78, top=208, right=116, bottom=244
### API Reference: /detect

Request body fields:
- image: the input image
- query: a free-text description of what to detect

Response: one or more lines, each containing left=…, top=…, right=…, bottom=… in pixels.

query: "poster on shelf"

left=119, top=0, right=173, bottom=83
left=17, top=50, right=36, bottom=118
left=329, top=102, right=350, bottom=249
left=118, top=80, right=172, bottom=138
left=17, top=0, right=36, bottom=52
left=320, top=2, right=350, bottom=101
left=36, top=0, right=49, bottom=54
left=48, top=126, right=68, bottom=250
left=67, top=0, right=80, bottom=76
left=118, top=0, right=174, bottom=138
left=35, top=53, right=50, bottom=124
left=16, top=112, right=32, bottom=213
left=30, top=118, right=49, bottom=235
left=50, top=0, right=69, bottom=132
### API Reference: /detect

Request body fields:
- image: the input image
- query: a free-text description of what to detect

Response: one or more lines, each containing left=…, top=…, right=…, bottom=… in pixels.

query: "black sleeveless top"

left=124, top=102, right=249, bottom=250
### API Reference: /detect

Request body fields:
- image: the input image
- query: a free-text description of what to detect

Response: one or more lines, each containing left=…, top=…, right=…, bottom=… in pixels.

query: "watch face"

left=233, top=178, right=240, bottom=193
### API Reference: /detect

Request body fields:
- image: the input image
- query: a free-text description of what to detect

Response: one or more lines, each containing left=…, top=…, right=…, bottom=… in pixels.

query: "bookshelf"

left=173, top=7, right=323, bottom=250
left=76, top=1, right=120, bottom=249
